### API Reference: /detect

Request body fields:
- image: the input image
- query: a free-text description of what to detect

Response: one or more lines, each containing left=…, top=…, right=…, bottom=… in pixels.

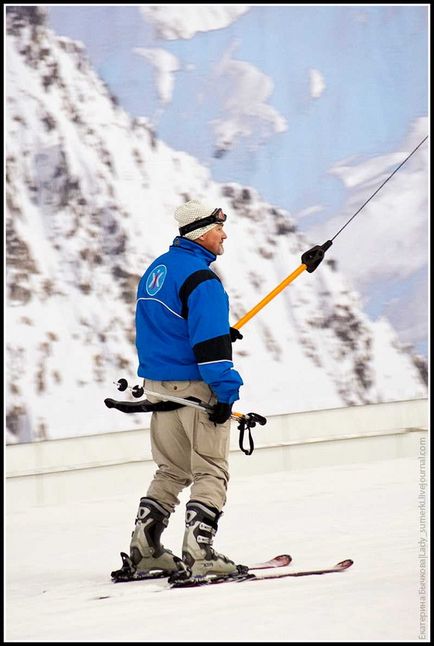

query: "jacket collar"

left=171, top=236, right=216, bottom=264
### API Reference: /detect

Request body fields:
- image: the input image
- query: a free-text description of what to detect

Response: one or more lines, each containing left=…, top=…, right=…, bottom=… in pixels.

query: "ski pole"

left=109, top=379, right=267, bottom=427
left=106, top=379, right=267, bottom=455
left=232, top=136, right=428, bottom=331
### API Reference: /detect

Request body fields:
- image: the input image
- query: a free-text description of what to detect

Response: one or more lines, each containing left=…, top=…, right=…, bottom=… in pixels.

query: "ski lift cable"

left=233, top=136, right=428, bottom=330
left=330, top=135, right=428, bottom=242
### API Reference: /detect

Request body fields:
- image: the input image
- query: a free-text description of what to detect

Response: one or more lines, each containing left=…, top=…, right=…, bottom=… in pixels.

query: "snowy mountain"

left=5, top=7, right=427, bottom=443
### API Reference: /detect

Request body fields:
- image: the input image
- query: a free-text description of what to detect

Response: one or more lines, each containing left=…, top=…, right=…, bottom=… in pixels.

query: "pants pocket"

left=193, top=413, right=230, bottom=460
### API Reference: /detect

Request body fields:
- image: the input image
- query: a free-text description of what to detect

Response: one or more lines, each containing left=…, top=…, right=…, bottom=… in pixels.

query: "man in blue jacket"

left=128, top=200, right=244, bottom=579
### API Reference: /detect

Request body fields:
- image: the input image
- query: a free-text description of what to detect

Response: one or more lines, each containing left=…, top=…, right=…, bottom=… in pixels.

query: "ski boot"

left=111, top=497, right=182, bottom=582
left=176, top=500, right=245, bottom=581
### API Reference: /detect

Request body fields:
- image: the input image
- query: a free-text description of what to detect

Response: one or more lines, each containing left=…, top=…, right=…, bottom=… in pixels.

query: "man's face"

left=196, top=224, right=227, bottom=255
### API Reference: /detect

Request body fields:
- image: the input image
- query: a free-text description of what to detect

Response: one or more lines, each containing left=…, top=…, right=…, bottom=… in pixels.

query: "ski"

left=168, top=559, right=353, bottom=588
left=244, top=558, right=353, bottom=581
left=248, top=553, right=292, bottom=570
left=111, top=552, right=292, bottom=583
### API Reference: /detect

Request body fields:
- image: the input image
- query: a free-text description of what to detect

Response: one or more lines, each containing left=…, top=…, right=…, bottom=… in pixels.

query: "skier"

left=118, top=199, right=244, bottom=580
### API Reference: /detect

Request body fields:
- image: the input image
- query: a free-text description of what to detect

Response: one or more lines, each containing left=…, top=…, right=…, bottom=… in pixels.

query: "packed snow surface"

left=5, top=457, right=426, bottom=642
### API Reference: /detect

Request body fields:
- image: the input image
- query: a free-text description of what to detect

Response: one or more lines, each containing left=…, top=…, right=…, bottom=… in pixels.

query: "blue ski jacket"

left=135, top=236, right=243, bottom=404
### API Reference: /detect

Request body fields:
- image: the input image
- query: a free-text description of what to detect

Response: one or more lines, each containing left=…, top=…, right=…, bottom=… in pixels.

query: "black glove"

left=208, top=402, right=233, bottom=424
left=230, top=327, right=243, bottom=342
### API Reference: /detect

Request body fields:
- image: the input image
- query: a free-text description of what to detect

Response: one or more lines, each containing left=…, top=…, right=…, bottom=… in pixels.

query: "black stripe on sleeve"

left=179, top=269, right=221, bottom=319
left=193, top=334, right=232, bottom=364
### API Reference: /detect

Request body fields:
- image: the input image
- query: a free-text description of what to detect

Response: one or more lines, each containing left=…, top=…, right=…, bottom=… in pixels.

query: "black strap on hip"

left=104, top=398, right=187, bottom=413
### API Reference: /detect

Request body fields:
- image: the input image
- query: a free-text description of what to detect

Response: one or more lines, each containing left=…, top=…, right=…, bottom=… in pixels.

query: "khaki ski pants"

left=144, top=379, right=231, bottom=513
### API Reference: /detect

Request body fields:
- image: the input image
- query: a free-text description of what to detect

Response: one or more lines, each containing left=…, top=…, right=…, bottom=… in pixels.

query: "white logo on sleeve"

left=146, top=265, right=167, bottom=296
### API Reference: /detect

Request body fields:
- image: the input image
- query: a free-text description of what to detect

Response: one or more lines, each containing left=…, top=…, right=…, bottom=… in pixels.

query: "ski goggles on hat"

left=179, top=208, right=227, bottom=236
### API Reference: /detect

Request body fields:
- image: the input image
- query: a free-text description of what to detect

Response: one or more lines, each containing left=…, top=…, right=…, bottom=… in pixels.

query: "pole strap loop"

left=236, top=412, right=268, bottom=456
left=237, top=417, right=255, bottom=455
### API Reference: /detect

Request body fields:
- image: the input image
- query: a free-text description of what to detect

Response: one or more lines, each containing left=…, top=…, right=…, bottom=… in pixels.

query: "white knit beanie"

left=174, top=200, right=220, bottom=240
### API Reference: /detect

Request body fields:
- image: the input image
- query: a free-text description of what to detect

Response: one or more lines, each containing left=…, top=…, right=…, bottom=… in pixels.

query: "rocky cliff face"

left=5, top=7, right=427, bottom=442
